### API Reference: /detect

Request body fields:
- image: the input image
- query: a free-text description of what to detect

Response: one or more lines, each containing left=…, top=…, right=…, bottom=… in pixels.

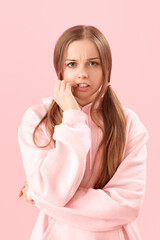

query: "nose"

left=78, top=73, right=88, bottom=79
left=77, top=66, right=88, bottom=79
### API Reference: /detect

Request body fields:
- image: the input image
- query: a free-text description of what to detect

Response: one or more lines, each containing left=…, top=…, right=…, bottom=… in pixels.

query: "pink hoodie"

left=17, top=96, right=149, bottom=240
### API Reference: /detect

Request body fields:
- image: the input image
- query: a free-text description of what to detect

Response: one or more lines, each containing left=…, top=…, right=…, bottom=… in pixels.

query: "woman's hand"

left=53, top=80, right=81, bottom=111
left=18, top=182, right=35, bottom=205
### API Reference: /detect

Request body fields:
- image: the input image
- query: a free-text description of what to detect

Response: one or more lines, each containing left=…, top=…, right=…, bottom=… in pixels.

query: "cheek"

left=63, top=69, right=76, bottom=81
left=91, top=69, right=103, bottom=81
left=91, top=67, right=102, bottom=75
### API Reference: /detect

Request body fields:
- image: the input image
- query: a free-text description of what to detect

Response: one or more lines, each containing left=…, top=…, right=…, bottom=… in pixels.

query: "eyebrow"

left=65, top=57, right=100, bottom=61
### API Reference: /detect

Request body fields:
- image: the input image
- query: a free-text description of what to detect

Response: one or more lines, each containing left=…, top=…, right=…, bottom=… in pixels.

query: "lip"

left=76, top=85, right=90, bottom=91
left=77, top=82, right=90, bottom=86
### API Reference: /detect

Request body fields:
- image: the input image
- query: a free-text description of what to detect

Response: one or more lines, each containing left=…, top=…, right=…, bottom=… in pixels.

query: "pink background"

left=0, top=0, right=159, bottom=239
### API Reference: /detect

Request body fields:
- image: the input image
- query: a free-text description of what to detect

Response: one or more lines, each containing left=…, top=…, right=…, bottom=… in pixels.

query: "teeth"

left=78, top=84, right=89, bottom=87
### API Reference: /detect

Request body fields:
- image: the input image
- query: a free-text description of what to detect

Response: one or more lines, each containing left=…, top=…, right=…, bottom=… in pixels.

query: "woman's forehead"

left=65, top=39, right=100, bottom=59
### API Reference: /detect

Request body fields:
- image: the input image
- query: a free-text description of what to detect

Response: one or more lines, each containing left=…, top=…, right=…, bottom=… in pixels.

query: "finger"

left=28, top=199, right=35, bottom=205
left=53, top=80, right=61, bottom=97
left=18, top=190, right=23, bottom=198
left=65, top=82, right=72, bottom=92
left=19, top=185, right=34, bottom=205
left=24, top=193, right=35, bottom=205
left=60, top=80, right=66, bottom=92
left=22, top=185, right=29, bottom=194
left=19, top=182, right=27, bottom=189
left=18, top=182, right=28, bottom=197
left=26, top=199, right=35, bottom=205
left=22, top=186, right=29, bottom=198
left=69, top=83, right=76, bottom=93
left=71, top=86, right=74, bottom=93
left=23, top=187, right=31, bottom=202
left=24, top=193, right=33, bottom=203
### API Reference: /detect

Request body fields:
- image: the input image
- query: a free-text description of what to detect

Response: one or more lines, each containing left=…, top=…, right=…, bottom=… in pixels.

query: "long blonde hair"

left=33, top=25, right=127, bottom=189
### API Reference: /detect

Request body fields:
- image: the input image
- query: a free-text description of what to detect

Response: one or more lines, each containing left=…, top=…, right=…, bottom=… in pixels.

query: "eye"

left=66, top=61, right=99, bottom=68
left=66, top=62, right=76, bottom=67
left=89, top=61, right=98, bottom=66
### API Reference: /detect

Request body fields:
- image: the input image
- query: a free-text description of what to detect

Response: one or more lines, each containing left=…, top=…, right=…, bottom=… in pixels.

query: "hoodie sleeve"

left=17, top=105, right=91, bottom=206
left=31, top=112, right=149, bottom=232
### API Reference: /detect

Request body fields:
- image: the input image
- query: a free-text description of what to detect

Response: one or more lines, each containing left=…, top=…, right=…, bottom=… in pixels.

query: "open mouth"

left=76, top=84, right=90, bottom=91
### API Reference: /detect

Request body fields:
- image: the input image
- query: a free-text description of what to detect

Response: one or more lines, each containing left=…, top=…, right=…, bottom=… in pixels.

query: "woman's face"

left=62, top=39, right=103, bottom=107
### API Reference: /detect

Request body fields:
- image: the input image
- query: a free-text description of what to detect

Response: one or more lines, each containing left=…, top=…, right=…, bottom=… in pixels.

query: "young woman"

left=18, top=25, right=149, bottom=240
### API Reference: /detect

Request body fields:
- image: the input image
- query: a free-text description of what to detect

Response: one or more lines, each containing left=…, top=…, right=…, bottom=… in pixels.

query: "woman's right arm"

left=18, top=105, right=91, bottom=207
